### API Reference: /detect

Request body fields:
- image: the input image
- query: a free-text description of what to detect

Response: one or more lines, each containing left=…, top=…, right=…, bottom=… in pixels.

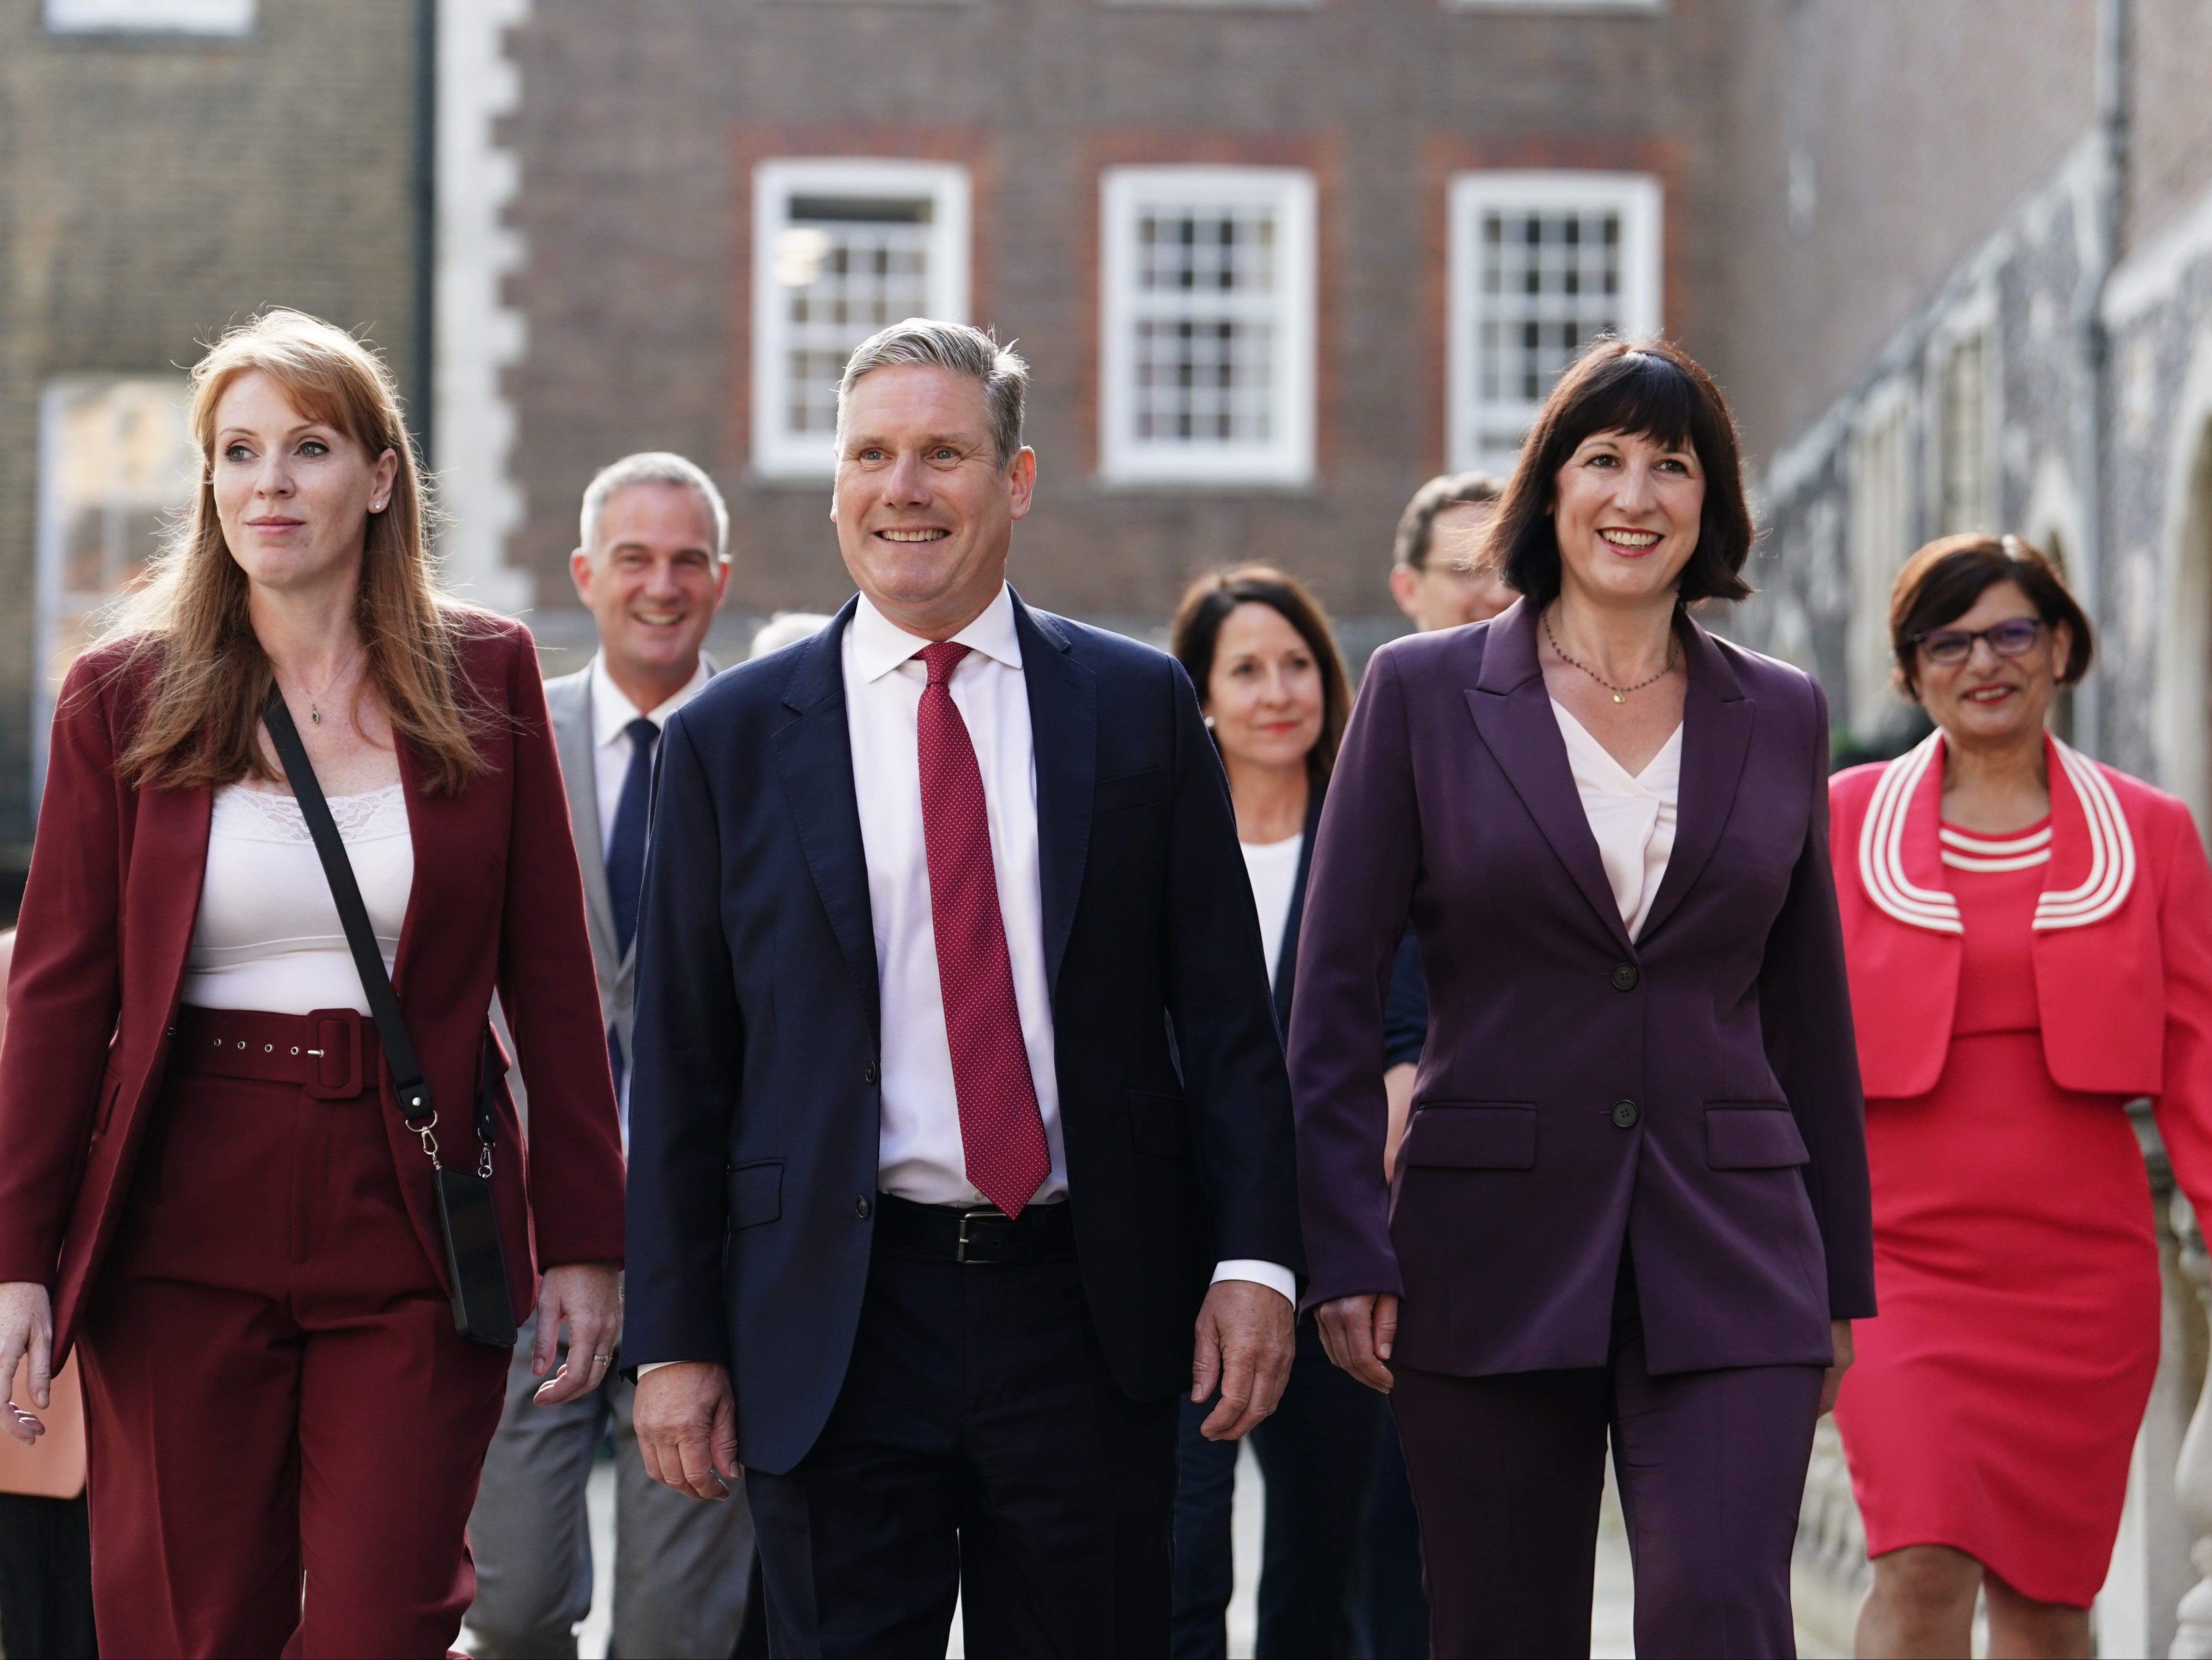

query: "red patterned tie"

left=916, top=642, right=1051, bottom=1218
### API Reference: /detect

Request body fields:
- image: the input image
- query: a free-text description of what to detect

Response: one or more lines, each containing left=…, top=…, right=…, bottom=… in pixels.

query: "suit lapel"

left=1014, top=593, right=1096, bottom=997
left=1272, top=784, right=1324, bottom=1021
left=773, top=600, right=882, bottom=1038
left=1638, top=619, right=1753, bottom=941
left=1465, top=602, right=1636, bottom=955
left=547, top=671, right=618, bottom=974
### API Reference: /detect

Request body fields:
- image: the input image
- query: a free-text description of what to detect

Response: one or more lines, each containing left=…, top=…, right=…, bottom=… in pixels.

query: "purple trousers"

left=1392, top=1334, right=1821, bottom=1660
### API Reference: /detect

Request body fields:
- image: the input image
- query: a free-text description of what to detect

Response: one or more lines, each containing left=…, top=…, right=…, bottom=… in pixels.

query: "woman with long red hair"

left=0, top=311, right=624, bottom=1657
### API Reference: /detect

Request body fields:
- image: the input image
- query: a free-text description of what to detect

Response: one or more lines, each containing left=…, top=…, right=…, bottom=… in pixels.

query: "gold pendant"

left=311, top=706, right=321, bottom=724
left=1612, top=691, right=1624, bottom=703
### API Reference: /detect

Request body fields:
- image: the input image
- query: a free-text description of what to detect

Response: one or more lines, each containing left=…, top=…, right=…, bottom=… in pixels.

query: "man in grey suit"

left=466, top=452, right=755, bottom=1659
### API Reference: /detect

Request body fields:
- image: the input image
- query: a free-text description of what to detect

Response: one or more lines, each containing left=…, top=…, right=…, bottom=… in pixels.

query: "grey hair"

left=578, top=451, right=730, bottom=561
left=835, top=318, right=1028, bottom=467
left=1392, top=470, right=1502, bottom=572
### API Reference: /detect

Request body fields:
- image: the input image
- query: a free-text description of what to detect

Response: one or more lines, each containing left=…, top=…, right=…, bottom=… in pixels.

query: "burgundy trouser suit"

left=77, top=1009, right=511, bottom=1658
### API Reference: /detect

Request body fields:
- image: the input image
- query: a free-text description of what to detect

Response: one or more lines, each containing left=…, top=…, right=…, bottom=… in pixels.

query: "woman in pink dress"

left=1828, top=534, right=2212, bottom=1659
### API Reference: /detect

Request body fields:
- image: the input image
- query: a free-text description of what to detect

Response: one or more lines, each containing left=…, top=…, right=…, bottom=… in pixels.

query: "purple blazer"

left=1290, top=600, right=1875, bottom=1378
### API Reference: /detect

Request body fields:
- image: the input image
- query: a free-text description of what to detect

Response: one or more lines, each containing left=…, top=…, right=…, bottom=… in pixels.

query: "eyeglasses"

left=1912, top=617, right=2045, bottom=666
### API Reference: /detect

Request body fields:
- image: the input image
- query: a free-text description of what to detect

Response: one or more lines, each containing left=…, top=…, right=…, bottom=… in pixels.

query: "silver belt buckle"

left=954, top=1207, right=999, bottom=1264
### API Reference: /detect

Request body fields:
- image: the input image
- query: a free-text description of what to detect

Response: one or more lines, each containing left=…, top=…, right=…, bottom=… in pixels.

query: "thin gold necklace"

left=1542, top=609, right=1677, bottom=703
left=287, top=650, right=360, bottom=727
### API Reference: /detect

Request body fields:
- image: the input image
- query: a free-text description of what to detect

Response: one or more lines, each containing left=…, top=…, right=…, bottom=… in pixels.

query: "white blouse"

left=184, top=783, right=414, bottom=1015
left=1240, top=832, right=1305, bottom=988
left=1551, top=700, right=1682, bottom=941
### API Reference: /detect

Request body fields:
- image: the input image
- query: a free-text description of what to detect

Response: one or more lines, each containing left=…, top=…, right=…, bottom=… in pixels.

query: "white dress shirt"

left=589, top=651, right=714, bottom=860
left=1551, top=700, right=1682, bottom=940
left=842, top=586, right=1292, bottom=1305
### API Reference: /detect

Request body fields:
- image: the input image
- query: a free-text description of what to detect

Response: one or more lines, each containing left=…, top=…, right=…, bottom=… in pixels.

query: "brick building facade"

left=0, top=0, right=429, bottom=864
left=490, top=0, right=1741, bottom=667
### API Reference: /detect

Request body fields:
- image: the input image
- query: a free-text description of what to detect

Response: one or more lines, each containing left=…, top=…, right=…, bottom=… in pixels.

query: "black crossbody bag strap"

left=261, top=688, right=434, bottom=1125
left=261, top=684, right=519, bottom=1347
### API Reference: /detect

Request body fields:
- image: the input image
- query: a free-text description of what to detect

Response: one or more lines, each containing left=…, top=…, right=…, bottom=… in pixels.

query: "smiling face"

left=211, top=369, right=396, bottom=597
left=1204, top=601, right=1324, bottom=776
left=1548, top=428, right=1704, bottom=611
left=832, top=364, right=1034, bottom=640
left=1914, top=578, right=2069, bottom=750
left=570, top=481, right=729, bottom=696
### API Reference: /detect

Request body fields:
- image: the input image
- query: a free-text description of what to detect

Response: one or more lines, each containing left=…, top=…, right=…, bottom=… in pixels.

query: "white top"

left=1551, top=700, right=1682, bottom=941
left=841, top=585, right=1290, bottom=1305
left=1241, top=833, right=1304, bottom=989
left=185, top=783, right=414, bottom=1014
left=589, top=652, right=713, bottom=859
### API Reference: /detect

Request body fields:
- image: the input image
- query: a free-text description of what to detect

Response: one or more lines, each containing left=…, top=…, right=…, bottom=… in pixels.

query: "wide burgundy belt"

left=172, top=1005, right=374, bottom=1099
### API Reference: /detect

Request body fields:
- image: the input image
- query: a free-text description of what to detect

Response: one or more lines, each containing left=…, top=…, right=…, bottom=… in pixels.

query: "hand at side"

left=635, top=1360, right=742, bottom=1499
left=1191, top=1278, right=1294, bottom=1441
left=530, top=1261, right=623, bottom=1405
left=1316, top=1292, right=1398, bottom=1393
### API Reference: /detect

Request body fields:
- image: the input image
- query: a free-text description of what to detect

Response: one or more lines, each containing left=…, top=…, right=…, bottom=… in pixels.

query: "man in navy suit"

left=623, top=319, right=1302, bottom=1658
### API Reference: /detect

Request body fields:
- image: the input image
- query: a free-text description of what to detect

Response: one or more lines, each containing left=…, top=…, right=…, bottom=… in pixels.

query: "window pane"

left=45, top=0, right=253, bottom=32
left=777, top=201, right=935, bottom=437
left=37, top=378, right=197, bottom=789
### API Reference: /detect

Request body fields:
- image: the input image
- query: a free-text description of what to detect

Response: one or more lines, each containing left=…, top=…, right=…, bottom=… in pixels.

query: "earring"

left=369, top=500, right=386, bottom=513
left=1203, top=715, right=1216, bottom=730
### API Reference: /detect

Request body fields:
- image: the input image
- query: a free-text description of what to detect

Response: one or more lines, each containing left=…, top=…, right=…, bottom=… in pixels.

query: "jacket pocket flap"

left=729, top=1159, right=783, bottom=1228
left=1401, top=1103, right=1536, bottom=1170
left=1094, top=768, right=1168, bottom=815
left=1704, top=1105, right=1809, bottom=1169
left=1128, top=1090, right=1191, bottom=1159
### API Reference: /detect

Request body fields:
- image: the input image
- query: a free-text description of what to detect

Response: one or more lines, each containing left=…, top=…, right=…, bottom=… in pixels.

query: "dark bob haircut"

left=1170, top=564, right=1351, bottom=787
left=1481, top=337, right=1755, bottom=610
left=1888, top=533, right=2094, bottom=699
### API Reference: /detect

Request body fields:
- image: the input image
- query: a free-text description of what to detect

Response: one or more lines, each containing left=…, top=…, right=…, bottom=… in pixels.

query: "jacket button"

left=1611, top=1099, right=1641, bottom=1129
left=863, top=1062, right=878, bottom=1085
left=855, top=1196, right=872, bottom=1220
left=1611, top=963, right=1639, bottom=992
left=164, top=1025, right=179, bottom=1039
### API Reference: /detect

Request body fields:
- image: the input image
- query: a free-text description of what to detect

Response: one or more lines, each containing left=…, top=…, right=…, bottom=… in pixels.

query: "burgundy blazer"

left=0, top=620, right=625, bottom=1357
left=1290, top=600, right=1875, bottom=1378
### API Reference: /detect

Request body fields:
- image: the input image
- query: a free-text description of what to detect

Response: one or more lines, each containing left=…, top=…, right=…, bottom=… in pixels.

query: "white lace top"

left=184, top=782, right=413, bottom=1015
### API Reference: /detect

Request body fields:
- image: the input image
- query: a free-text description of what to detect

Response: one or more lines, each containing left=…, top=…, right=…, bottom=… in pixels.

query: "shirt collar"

left=849, top=583, right=1023, bottom=685
left=590, top=651, right=712, bottom=749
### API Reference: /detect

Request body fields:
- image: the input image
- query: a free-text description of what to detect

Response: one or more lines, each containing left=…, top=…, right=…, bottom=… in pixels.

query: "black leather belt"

left=872, top=1193, right=1077, bottom=1265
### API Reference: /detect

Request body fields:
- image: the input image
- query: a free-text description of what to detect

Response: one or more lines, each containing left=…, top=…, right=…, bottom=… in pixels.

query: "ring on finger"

left=592, top=1353, right=613, bottom=1365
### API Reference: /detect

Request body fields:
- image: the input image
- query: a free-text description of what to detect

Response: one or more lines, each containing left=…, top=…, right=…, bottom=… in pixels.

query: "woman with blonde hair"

left=0, top=310, right=625, bottom=1657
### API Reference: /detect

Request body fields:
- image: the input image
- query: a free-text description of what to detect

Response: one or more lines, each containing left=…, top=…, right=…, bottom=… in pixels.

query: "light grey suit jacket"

left=544, top=656, right=717, bottom=1064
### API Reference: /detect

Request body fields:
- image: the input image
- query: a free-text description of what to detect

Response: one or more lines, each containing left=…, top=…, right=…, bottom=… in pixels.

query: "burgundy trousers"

left=75, top=1008, right=511, bottom=1659
left=1392, top=1331, right=1821, bottom=1660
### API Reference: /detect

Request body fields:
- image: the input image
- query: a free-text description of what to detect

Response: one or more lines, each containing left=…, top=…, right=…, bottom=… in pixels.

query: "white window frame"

left=1446, top=170, right=1662, bottom=474
left=44, top=0, right=253, bottom=32
left=750, top=157, right=971, bottom=480
left=1099, top=165, right=1317, bottom=488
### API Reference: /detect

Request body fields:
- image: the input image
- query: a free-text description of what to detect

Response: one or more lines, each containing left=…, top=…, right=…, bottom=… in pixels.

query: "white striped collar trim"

left=1858, top=733, right=1962, bottom=933
left=1857, top=733, right=2134, bottom=931
left=1940, top=821, right=2053, bottom=872
left=2034, top=739, right=2135, bottom=929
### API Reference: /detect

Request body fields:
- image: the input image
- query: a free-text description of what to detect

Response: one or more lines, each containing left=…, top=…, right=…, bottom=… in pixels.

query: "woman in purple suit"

left=1291, top=339, right=1873, bottom=1660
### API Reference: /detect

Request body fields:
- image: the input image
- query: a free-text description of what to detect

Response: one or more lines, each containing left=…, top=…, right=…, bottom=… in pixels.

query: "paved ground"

left=501, top=1436, right=1807, bottom=1659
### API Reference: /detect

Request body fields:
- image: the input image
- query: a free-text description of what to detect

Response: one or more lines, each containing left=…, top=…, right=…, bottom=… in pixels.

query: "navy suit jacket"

left=1291, top=599, right=1874, bottom=1380
left=623, top=591, right=1305, bottom=1473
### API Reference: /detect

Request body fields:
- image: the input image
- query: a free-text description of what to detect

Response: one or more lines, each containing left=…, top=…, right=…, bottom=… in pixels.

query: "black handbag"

left=261, top=685, right=520, bottom=1348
